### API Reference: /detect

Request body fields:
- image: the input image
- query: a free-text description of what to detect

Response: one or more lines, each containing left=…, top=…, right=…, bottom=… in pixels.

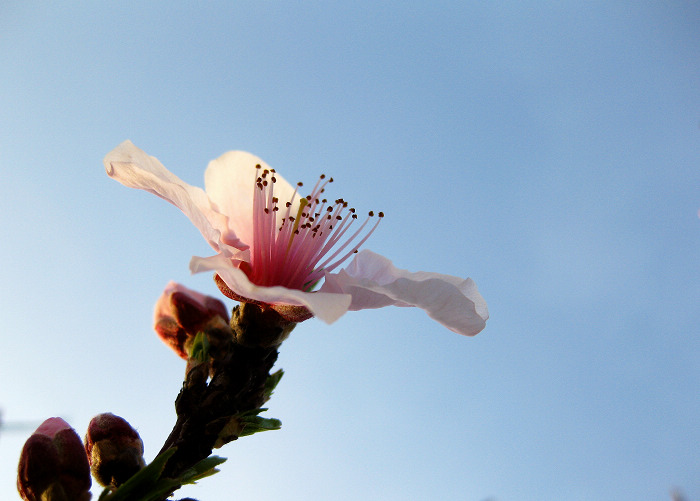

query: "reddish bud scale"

left=85, top=413, right=145, bottom=488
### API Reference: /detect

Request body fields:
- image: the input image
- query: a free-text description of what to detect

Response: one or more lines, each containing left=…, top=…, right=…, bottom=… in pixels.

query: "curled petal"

left=213, top=274, right=313, bottom=322
left=104, top=140, right=249, bottom=259
left=190, top=254, right=352, bottom=324
left=321, top=250, right=489, bottom=336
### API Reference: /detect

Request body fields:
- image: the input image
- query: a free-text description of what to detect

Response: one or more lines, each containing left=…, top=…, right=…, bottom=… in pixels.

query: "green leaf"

left=213, top=416, right=245, bottom=449
left=97, top=448, right=177, bottom=501
left=214, top=408, right=282, bottom=447
left=238, top=415, right=282, bottom=437
left=264, top=369, right=284, bottom=401
left=97, top=449, right=227, bottom=501
left=189, top=331, right=210, bottom=362
left=180, top=456, right=227, bottom=484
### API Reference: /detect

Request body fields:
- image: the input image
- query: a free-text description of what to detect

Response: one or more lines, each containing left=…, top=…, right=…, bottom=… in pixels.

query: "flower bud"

left=17, top=417, right=91, bottom=501
left=154, top=281, right=230, bottom=359
left=85, top=413, right=145, bottom=488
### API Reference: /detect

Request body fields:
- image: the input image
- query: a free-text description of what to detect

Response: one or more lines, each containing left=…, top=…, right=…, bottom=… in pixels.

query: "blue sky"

left=1, top=2, right=698, bottom=500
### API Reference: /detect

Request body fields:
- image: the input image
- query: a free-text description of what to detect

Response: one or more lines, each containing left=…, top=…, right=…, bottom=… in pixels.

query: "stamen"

left=247, top=165, right=382, bottom=290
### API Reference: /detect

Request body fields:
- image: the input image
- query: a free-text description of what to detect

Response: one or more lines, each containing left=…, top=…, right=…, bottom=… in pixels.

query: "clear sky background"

left=1, top=2, right=698, bottom=500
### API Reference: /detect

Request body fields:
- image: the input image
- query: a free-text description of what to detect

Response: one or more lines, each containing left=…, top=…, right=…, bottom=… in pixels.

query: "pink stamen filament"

left=246, top=167, right=381, bottom=290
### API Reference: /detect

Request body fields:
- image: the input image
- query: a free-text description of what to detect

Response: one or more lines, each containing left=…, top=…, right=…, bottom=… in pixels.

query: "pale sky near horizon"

left=1, top=2, right=698, bottom=500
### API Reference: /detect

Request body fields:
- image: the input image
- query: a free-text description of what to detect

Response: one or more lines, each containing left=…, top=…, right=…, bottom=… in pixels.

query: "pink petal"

left=204, top=151, right=300, bottom=253
left=189, top=254, right=352, bottom=324
left=104, top=141, right=249, bottom=259
left=153, top=280, right=228, bottom=327
left=321, top=250, right=489, bottom=336
left=33, top=417, right=72, bottom=439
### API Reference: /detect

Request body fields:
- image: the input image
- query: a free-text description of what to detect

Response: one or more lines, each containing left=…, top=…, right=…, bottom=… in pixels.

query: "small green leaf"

left=264, top=369, right=284, bottom=401
left=189, top=331, right=210, bottom=362
left=97, top=449, right=227, bottom=501
left=214, top=416, right=244, bottom=449
left=97, top=448, right=177, bottom=501
left=238, top=415, right=282, bottom=437
left=180, top=456, right=227, bottom=484
left=214, top=408, right=282, bottom=447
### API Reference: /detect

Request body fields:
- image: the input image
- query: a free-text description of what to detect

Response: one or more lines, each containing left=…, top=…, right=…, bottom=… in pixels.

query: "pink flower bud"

left=154, top=281, right=230, bottom=359
left=85, top=413, right=145, bottom=488
left=17, top=417, right=91, bottom=501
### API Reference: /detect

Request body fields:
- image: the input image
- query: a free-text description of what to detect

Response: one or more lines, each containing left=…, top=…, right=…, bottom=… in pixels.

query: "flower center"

left=246, top=165, right=382, bottom=290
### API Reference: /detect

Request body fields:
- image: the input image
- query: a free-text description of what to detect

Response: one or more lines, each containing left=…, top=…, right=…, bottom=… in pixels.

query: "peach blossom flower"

left=105, top=141, right=488, bottom=335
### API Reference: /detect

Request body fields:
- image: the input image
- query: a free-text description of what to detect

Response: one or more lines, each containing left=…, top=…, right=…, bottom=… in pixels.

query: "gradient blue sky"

left=1, top=2, right=698, bottom=500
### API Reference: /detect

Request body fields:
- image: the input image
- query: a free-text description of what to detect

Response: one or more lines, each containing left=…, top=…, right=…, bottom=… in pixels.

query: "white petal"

left=189, top=254, right=352, bottom=324
left=104, top=141, right=249, bottom=258
left=205, top=151, right=300, bottom=251
left=321, top=250, right=489, bottom=336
